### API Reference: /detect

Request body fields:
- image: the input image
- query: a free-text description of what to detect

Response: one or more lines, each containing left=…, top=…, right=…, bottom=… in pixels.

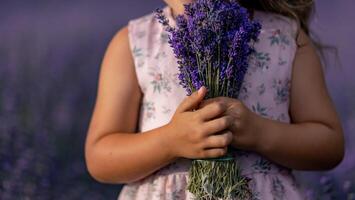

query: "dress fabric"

left=118, top=6, right=306, bottom=200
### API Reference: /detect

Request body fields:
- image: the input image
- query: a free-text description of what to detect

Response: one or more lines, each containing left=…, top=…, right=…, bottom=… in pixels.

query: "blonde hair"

left=245, top=0, right=314, bottom=34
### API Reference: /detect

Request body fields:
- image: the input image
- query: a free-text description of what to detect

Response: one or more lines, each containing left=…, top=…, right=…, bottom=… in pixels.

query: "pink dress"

left=118, top=6, right=306, bottom=200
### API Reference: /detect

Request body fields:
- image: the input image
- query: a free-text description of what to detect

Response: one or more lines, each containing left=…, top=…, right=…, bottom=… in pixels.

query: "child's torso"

left=119, top=6, right=305, bottom=200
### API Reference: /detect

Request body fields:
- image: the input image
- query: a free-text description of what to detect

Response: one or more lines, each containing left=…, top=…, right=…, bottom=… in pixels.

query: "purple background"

left=0, top=0, right=354, bottom=199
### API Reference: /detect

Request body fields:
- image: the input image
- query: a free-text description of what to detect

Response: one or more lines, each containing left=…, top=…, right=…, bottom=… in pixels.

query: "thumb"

left=177, top=86, right=207, bottom=113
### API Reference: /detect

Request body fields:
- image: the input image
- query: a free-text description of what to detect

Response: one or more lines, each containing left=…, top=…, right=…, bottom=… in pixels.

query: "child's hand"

left=199, top=97, right=261, bottom=152
left=164, top=86, right=234, bottom=160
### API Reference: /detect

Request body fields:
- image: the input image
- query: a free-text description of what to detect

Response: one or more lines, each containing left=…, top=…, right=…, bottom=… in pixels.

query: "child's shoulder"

left=127, top=7, right=167, bottom=46
left=254, top=10, right=299, bottom=40
left=128, top=8, right=163, bottom=32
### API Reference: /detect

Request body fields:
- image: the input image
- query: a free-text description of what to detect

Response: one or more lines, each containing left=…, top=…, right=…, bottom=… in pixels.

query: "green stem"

left=196, top=53, right=206, bottom=87
left=216, top=43, right=221, bottom=97
left=183, top=66, right=195, bottom=92
left=207, top=61, right=212, bottom=97
left=215, top=67, right=220, bottom=97
left=221, top=58, right=233, bottom=96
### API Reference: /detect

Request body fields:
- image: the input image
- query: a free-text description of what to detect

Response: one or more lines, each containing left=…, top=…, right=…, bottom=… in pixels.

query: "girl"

left=85, top=0, right=345, bottom=199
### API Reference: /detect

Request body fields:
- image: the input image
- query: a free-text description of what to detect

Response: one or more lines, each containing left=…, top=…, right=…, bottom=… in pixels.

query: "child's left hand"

left=199, top=97, right=261, bottom=152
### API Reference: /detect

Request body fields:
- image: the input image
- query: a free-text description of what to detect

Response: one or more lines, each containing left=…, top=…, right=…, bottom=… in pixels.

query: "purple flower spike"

left=155, top=0, right=261, bottom=99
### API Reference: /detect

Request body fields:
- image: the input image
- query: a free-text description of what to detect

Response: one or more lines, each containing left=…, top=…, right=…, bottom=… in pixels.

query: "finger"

left=176, top=86, right=207, bottom=113
left=200, top=147, right=228, bottom=159
left=227, top=100, right=244, bottom=117
left=199, top=97, right=223, bottom=109
left=202, top=116, right=233, bottom=136
left=196, top=101, right=227, bottom=121
left=202, top=131, right=233, bottom=149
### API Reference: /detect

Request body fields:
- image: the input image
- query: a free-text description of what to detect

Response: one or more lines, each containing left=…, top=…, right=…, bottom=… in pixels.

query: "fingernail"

left=198, top=87, right=203, bottom=95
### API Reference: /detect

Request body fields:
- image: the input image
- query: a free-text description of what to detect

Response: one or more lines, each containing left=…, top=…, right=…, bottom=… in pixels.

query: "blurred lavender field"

left=0, top=0, right=354, bottom=199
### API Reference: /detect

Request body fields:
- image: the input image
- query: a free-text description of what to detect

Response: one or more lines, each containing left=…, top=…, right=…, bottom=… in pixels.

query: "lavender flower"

left=155, top=0, right=261, bottom=99
left=156, top=1, right=261, bottom=199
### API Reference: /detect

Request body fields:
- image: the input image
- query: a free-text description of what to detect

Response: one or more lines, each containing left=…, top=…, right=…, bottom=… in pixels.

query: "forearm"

left=86, top=125, right=177, bottom=184
left=252, top=116, right=344, bottom=170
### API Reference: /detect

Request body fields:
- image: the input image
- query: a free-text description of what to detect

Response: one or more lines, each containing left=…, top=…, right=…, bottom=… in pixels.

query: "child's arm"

left=198, top=29, right=344, bottom=171
left=253, top=29, right=345, bottom=170
left=85, top=27, right=234, bottom=184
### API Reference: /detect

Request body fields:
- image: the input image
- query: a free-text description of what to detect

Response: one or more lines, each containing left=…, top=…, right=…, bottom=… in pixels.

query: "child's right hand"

left=164, top=86, right=234, bottom=160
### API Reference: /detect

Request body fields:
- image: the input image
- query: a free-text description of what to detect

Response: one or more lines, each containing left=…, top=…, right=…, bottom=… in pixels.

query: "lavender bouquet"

left=156, top=0, right=261, bottom=199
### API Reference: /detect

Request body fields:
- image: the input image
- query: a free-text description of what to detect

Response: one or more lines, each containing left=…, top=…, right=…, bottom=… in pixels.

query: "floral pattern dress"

left=118, top=6, right=306, bottom=200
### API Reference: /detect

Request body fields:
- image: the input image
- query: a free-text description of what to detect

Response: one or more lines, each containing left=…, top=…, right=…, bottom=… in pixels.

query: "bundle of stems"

left=156, top=0, right=261, bottom=199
